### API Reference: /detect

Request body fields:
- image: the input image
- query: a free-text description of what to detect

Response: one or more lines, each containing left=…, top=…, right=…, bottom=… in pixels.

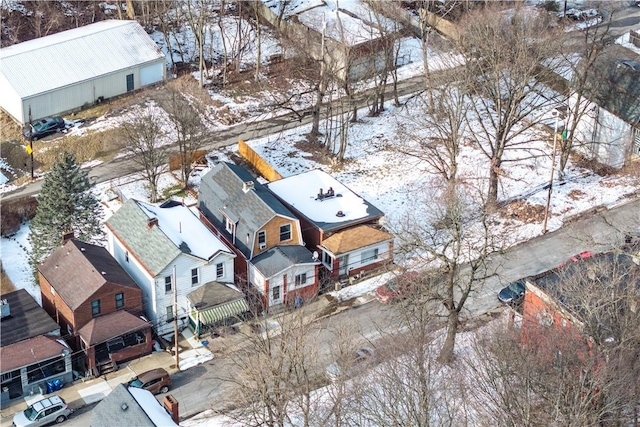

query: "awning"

left=197, top=299, right=249, bottom=326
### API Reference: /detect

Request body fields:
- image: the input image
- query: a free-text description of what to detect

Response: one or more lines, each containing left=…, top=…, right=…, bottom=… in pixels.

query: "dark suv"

left=127, top=368, right=171, bottom=394
left=23, top=116, right=66, bottom=140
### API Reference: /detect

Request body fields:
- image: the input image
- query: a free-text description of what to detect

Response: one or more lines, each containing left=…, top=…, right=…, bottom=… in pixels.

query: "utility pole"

left=542, top=110, right=559, bottom=234
left=173, top=265, right=179, bottom=369
left=28, top=105, right=34, bottom=180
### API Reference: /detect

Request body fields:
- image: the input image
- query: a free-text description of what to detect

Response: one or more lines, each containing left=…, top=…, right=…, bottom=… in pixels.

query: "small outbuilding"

left=0, top=20, right=165, bottom=125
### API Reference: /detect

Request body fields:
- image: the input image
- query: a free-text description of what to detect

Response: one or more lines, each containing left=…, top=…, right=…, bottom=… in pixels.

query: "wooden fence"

left=238, top=139, right=283, bottom=182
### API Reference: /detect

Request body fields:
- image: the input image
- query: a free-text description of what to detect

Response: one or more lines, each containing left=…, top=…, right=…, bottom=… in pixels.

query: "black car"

left=498, top=280, right=526, bottom=304
left=23, top=116, right=66, bottom=140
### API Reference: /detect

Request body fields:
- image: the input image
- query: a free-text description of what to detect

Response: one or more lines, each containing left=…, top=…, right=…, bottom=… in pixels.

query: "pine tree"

left=29, top=151, right=104, bottom=267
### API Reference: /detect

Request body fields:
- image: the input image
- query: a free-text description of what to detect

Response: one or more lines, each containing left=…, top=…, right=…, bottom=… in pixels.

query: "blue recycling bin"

left=52, top=379, right=62, bottom=391
left=46, top=381, right=54, bottom=394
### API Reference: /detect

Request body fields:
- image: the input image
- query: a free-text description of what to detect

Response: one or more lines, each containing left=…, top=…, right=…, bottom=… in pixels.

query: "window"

left=295, top=273, right=307, bottom=286
left=272, top=286, right=280, bottom=301
left=279, top=224, right=291, bottom=241
left=633, top=127, right=640, bottom=156
left=258, top=230, right=266, bottom=249
left=191, top=268, right=199, bottom=285
left=361, top=248, right=379, bottom=264
left=125, top=251, right=129, bottom=263
left=225, top=217, right=235, bottom=234
left=166, top=305, right=173, bottom=322
left=165, top=276, right=172, bottom=293
left=216, top=263, right=224, bottom=279
left=115, top=293, right=124, bottom=309
left=126, top=73, right=134, bottom=92
left=91, top=300, right=101, bottom=316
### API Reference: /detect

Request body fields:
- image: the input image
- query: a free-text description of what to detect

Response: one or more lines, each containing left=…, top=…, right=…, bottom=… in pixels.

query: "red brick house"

left=267, top=169, right=394, bottom=282
left=38, top=239, right=152, bottom=377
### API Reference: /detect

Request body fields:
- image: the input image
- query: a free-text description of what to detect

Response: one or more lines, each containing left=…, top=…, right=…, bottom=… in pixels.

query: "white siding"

left=140, top=62, right=164, bottom=86
left=345, top=241, right=392, bottom=274
left=107, top=232, right=158, bottom=327
left=152, top=253, right=235, bottom=335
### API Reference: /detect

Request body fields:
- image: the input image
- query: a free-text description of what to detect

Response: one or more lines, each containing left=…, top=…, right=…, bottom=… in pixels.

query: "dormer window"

left=225, top=217, right=235, bottom=234
left=279, top=224, right=291, bottom=242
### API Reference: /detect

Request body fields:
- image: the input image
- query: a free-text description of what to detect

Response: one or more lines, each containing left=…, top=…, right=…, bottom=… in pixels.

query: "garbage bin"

left=46, top=381, right=54, bottom=394
left=52, top=379, right=62, bottom=391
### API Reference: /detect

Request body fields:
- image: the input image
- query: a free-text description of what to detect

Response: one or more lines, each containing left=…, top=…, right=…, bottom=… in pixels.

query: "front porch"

left=78, top=311, right=153, bottom=378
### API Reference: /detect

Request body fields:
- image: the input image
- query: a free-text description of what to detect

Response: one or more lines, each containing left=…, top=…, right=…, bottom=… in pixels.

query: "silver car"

left=12, top=395, right=72, bottom=427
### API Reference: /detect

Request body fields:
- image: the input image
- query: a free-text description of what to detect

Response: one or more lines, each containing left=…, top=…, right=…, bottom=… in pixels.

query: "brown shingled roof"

left=77, top=310, right=150, bottom=345
left=38, top=239, right=140, bottom=310
left=0, top=335, right=67, bottom=372
left=321, top=225, right=393, bottom=255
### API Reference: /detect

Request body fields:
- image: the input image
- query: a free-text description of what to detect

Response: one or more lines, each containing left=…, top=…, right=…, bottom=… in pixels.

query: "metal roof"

left=0, top=20, right=164, bottom=99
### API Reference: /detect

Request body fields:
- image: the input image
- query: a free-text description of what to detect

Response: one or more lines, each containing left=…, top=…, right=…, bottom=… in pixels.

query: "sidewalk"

left=0, top=274, right=385, bottom=426
left=0, top=334, right=197, bottom=427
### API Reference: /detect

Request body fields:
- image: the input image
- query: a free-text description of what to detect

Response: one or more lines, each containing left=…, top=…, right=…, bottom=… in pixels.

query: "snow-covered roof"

left=129, top=387, right=179, bottom=426
left=263, top=0, right=394, bottom=46
left=0, top=20, right=164, bottom=99
left=267, top=169, right=384, bottom=231
left=139, top=201, right=231, bottom=261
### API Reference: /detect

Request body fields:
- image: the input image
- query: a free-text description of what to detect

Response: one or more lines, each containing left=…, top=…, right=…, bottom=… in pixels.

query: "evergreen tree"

left=29, top=151, right=104, bottom=267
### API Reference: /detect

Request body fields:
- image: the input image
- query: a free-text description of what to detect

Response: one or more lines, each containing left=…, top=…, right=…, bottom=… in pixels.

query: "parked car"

left=326, top=347, right=375, bottom=382
left=557, top=250, right=594, bottom=268
left=22, top=116, right=66, bottom=140
left=127, top=368, right=171, bottom=394
left=374, top=271, right=420, bottom=303
left=498, top=280, right=526, bottom=305
left=12, top=395, right=72, bottom=427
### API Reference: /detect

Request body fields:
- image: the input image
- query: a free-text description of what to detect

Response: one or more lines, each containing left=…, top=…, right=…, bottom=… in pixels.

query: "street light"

left=542, top=110, right=560, bottom=234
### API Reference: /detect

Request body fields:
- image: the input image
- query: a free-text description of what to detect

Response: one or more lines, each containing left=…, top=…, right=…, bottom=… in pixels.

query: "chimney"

left=163, top=395, right=179, bottom=424
left=147, top=217, right=159, bottom=229
left=243, top=180, right=254, bottom=193
left=1, top=299, right=10, bottom=319
left=62, top=230, right=74, bottom=244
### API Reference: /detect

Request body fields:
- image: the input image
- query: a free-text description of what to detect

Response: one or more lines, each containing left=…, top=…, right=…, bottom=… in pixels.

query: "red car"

left=557, top=251, right=594, bottom=268
left=374, top=271, right=421, bottom=303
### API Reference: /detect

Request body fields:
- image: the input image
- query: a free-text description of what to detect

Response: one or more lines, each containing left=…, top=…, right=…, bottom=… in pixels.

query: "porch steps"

left=96, top=359, right=117, bottom=376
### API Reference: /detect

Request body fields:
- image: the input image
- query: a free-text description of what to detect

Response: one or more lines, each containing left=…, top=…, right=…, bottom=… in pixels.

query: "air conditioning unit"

left=259, top=243, right=266, bottom=250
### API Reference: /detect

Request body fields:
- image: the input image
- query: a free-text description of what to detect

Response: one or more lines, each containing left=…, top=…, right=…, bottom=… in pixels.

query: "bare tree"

left=223, top=312, right=324, bottom=427
left=457, top=5, right=564, bottom=208
left=119, top=106, right=167, bottom=202
left=158, top=78, right=207, bottom=186
left=394, top=182, right=504, bottom=363
left=184, top=0, right=213, bottom=87
left=557, top=6, right=618, bottom=180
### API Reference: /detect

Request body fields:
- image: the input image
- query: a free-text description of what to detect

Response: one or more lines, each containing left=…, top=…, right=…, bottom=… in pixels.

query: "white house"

left=106, top=199, right=236, bottom=336
left=0, top=20, right=165, bottom=125
left=570, top=44, right=640, bottom=168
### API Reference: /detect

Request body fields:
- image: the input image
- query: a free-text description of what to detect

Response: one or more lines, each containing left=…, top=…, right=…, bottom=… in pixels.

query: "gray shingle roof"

left=0, top=289, right=60, bottom=347
left=581, top=44, right=640, bottom=126
left=251, top=245, right=318, bottom=277
left=198, top=162, right=297, bottom=259
left=106, top=199, right=181, bottom=276
left=91, top=384, right=155, bottom=427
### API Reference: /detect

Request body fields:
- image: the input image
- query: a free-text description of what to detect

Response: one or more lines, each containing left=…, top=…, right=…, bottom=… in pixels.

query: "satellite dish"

left=312, top=251, right=319, bottom=261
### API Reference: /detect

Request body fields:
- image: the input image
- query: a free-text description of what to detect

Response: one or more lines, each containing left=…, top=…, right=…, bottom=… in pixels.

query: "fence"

left=237, top=139, right=283, bottom=182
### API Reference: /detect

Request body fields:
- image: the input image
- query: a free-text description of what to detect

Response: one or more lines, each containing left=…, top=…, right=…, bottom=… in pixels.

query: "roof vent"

left=1, top=299, right=10, bottom=319
left=147, top=217, right=159, bottom=229
left=243, top=181, right=254, bottom=193
left=336, top=210, right=345, bottom=217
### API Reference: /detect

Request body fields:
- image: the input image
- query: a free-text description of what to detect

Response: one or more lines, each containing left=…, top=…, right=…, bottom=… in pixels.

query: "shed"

left=0, top=20, right=165, bottom=125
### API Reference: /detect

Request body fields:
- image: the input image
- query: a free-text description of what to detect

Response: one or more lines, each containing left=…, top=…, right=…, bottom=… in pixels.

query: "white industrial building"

left=0, top=20, right=165, bottom=125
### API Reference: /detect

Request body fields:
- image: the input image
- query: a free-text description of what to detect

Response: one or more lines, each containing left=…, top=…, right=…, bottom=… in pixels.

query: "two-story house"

left=0, top=290, right=73, bottom=404
left=267, top=169, right=394, bottom=281
left=38, top=238, right=152, bottom=377
left=198, top=162, right=320, bottom=310
left=106, top=199, right=236, bottom=335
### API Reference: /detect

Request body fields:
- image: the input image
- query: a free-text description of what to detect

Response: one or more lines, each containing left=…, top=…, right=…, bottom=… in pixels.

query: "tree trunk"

left=487, top=157, right=500, bottom=209
left=437, top=309, right=458, bottom=364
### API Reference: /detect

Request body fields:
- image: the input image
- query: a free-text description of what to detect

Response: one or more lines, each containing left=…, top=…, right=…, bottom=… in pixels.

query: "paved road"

left=53, top=194, right=640, bottom=426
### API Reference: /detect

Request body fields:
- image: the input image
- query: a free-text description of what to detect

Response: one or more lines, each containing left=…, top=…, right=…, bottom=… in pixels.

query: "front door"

left=126, top=74, right=134, bottom=92
left=338, top=254, right=349, bottom=276
left=270, top=285, right=283, bottom=307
